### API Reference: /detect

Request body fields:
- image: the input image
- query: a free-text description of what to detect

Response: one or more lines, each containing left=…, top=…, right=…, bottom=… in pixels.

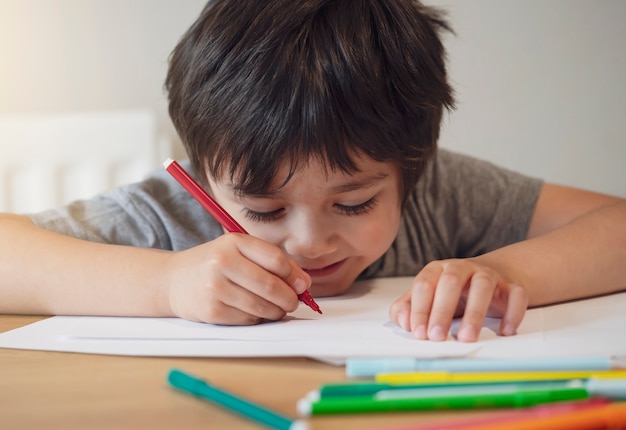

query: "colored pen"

left=167, top=369, right=307, bottom=430
left=375, top=369, right=626, bottom=384
left=308, top=378, right=626, bottom=401
left=314, top=377, right=626, bottom=399
left=457, top=401, right=626, bottom=430
left=163, top=158, right=322, bottom=314
left=308, top=381, right=569, bottom=402
left=346, top=356, right=626, bottom=378
left=376, top=378, right=626, bottom=400
left=297, top=384, right=589, bottom=415
left=377, top=398, right=611, bottom=430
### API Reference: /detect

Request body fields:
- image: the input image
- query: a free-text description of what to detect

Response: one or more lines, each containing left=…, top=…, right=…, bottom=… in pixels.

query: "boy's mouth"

left=303, top=259, right=346, bottom=278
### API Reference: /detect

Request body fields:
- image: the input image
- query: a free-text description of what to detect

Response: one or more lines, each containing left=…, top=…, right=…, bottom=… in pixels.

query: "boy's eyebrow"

left=227, top=172, right=390, bottom=198
left=328, top=172, right=390, bottom=194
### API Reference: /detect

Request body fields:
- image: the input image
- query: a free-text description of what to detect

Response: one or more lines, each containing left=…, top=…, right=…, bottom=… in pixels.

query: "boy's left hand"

left=389, top=258, right=528, bottom=342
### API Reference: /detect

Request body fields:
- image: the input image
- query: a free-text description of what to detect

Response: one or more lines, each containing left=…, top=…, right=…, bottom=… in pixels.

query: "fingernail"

left=428, top=325, right=446, bottom=341
left=293, top=276, right=308, bottom=294
left=413, top=325, right=427, bottom=339
left=397, top=312, right=409, bottom=331
left=458, top=325, right=477, bottom=342
left=502, top=323, right=516, bottom=336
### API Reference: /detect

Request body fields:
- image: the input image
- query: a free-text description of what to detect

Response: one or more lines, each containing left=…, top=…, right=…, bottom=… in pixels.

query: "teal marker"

left=297, top=384, right=589, bottom=415
left=168, top=369, right=307, bottom=430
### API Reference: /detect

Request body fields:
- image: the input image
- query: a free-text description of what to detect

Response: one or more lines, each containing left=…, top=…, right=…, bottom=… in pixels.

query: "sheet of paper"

left=1, top=277, right=624, bottom=361
left=0, top=278, right=477, bottom=359
left=473, top=290, right=626, bottom=359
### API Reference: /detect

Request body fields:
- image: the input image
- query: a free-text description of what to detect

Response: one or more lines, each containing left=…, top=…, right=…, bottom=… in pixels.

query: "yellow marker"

left=376, top=369, right=626, bottom=384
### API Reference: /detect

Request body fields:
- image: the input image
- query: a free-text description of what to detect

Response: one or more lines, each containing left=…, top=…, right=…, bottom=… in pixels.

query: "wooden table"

left=0, top=315, right=489, bottom=430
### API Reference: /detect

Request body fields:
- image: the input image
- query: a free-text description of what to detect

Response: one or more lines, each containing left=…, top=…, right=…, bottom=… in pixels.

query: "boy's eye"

left=335, top=197, right=377, bottom=216
left=243, top=208, right=284, bottom=222
left=243, top=197, right=377, bottom=222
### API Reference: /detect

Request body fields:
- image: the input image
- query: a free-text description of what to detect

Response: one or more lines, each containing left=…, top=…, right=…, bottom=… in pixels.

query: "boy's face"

left=207, top=155, right=402, bottom=297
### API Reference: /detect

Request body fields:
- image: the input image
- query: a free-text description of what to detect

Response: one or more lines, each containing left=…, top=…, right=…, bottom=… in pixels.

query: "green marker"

left=168, top=369, right=307, bottom=430
left=298, top=384, right=589, bottom=415
left=316, top=379, right=564, bottom=399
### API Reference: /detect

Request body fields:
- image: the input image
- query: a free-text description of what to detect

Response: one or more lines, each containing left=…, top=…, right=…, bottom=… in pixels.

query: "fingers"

left=397, top=260, right=529, bottom=343
left=221, top=260, right=298, bottom=319
left=407, top=263, right=444, bottom=340
left=207, top=277, right=289, bottom=325
left=413, top=261, right=469, bottom=341
left=235, top=235, right=311, bottom=295
left=284, top=259, right=312, bottom=295
left=389, top=289, right=412, bottom=332
left=168, top=235, right=313, bottom=326
left=168, top=262, right=289, bottom=325
left=499, top=284, right=528, bottom=336
left=456, top=271, right=498, bottom=342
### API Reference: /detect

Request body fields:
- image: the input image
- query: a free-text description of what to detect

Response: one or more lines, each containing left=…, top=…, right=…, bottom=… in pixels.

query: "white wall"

left=0, top=0, right=206, bottom=160
left=432, top=0, right=626, bottom=197
left=1, top=0, right=624, bottom=197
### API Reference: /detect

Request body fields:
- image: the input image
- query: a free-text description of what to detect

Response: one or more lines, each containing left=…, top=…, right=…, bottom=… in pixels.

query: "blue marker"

left=346, top=357, right=626, bottom=378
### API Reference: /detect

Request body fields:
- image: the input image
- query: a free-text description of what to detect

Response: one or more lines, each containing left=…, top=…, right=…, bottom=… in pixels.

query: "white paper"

left=474, top=290, right=626, bottom=358
left=0, top=278, right=476, bottom=359
left=1, top=277, right=624, bottom=361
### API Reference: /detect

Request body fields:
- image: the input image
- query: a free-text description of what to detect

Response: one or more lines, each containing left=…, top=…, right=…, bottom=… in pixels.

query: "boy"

left=0, top=0, right=624, bottom=343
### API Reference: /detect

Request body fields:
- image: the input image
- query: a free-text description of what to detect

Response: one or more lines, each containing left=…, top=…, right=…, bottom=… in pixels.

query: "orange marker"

left=462, top=401, right=626, bottom=430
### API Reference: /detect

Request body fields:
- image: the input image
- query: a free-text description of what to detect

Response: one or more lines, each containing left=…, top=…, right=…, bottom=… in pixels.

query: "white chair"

left=0, top=109, right=169, bottom=213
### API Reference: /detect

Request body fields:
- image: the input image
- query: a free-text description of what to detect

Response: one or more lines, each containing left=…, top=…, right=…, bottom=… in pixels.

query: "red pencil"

left=164, top=158, right=322, bottom=314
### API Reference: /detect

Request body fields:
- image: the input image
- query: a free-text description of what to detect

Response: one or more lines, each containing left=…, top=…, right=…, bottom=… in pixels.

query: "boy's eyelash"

left=336, top=197, right=378, bottom=216
left=243, top=208, right=283, bottom=223
left=242, top=198, right=378, bottom=222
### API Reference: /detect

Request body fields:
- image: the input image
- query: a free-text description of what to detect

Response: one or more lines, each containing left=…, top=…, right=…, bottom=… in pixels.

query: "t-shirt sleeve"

left=421, top=150, right=544, bottom=258
left=27, top=161, right=223, bottom=251
left=362, top=149, right=544, bottom=278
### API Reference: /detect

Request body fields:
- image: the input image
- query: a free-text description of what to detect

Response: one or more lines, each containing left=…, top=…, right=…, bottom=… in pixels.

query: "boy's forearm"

left=0, top=214, right=174, bottom=317
left=472, top=201, right=626, bottom=306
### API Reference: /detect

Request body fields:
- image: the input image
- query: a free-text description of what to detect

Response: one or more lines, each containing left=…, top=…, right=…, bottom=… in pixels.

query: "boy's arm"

left=390, top=183, right=626, bottom=342
left=0, top=213, right=174, bottom=316
left=476, top=183, right=626, bottom=305
left=0, top=214, right=309, bottom=323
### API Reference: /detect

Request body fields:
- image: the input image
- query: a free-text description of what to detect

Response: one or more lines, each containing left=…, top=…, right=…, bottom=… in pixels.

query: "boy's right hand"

left=164, top=233, right=311, bottom=325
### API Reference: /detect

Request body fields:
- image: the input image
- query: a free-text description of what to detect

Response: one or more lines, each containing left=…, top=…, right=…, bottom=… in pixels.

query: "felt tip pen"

left=382, top=398, right=611, bottom=430
left=163, top=158, right=321, bottom=314
left=314, top=377, right=626, bottom=400
left=297, top=384, right=589, bottom=415
left=346, top=356, right=626, bottom=378
left=375, top=378, right=626, bottom=401
left=167, top=369, right=308, bottom=430
left=375, top=369, right=626, bottom=384
left=308, top=381, right=571, bottom=402
left=456, top=401, right=626, bottom=430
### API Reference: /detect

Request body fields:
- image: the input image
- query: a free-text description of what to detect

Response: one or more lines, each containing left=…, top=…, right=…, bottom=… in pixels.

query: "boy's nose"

left=283, top=214, right=337, bottom=260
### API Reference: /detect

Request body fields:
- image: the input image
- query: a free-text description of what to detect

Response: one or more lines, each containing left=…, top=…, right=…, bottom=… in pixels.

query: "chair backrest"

left=0, top=109, right=168, bottom=213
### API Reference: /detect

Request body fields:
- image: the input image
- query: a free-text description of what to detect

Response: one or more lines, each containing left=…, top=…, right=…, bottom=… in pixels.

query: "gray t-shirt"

left=28, top=149, right=543, bottom=279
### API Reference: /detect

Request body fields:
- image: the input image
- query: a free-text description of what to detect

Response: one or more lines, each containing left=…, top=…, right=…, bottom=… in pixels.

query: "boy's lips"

left=303, top=259, right=346, bottom=277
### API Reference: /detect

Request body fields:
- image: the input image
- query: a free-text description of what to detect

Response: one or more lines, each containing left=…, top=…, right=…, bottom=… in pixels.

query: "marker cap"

left=586, top=378, right=626, bottom=400
left=347, top=358, right=418, bottom=377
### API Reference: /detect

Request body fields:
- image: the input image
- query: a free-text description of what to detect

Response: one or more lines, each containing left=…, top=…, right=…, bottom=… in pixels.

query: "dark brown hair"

left=166, top=0, right=454, bottom=202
